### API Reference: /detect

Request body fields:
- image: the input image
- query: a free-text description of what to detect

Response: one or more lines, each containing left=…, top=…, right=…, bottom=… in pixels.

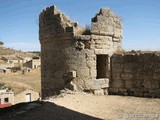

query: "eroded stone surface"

left=110, top=53, right=160, bottom=98
left=39, top=5, right=159, bottom=98
left=39, top=6, right=122, bottom=98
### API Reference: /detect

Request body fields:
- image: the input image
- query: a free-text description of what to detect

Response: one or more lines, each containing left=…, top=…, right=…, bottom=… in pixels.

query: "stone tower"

left=39, top=5, right=122, bottom=98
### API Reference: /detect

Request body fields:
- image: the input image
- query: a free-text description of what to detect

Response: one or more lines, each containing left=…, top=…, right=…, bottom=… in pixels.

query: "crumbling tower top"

left=39, top=5, right=79, bottom=42
left=91, top=8, right=123, bottom=41
left=39, top=6, right=123, bottom=44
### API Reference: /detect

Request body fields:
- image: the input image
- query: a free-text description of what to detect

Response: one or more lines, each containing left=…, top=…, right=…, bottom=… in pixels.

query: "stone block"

left=111, top=80, right=123, bottom=88
left=99, top=31, right=114, bottom=36
left=155, top=69, right=160, bottom=73
left=111, top=54, right=123, bottom=63
left=68, top=71, right=76, bottom=78
left=123, top=69, right=133, bottom=73
left=112, top=63, right=121, bottom=68
left=114, top=28, right=122, bottom=38
left=118, top=88, right=127, bottom=94
left=143, top=93, right=152, bottom=98
left=112, top=74, right=121, bottom=79
left=109, top=88, right=119, bottom=94
left=134, top=91, right=143, bottom=97
left=77, top=68, right=90, bottom=78
left=94, top=49, right=111, bottom=55
left=154, top=73, right=160, bottom=80
left=93, top=89, right=104, bottom=95
left=121, top=73, right=133, bottom=80
left=125, top=80, right=132, bottom=88
left=74, top=35, right=91, bottom=41
left=149, top=89, right=157, bottom=93
left=101, top=83, right=109, bottom=88
left=112, top=68, right=122, bottom=73
left=130, top=88, right=139, bottom=92
left=113, top=38, right=120, bottom=42
left=95, top=39, right=103, bottom=44
left=94, top=78, right=109, bottom=85
left=86, top=61, right=95, bottom=68
left=140, top=88, right=149, bottom=92
left=103, top=88, right=108, bottom=95
left=132, top=79, right=143, bottom=88
left=95, top=43, right=103, bottom=49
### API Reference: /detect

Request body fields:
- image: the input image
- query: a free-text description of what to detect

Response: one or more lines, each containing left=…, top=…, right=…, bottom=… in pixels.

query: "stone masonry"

left=39, top=5, right=122, bottom=98
left=110, top=52, right=160, bottom=98
left=39, top=5, right=160, bottom=98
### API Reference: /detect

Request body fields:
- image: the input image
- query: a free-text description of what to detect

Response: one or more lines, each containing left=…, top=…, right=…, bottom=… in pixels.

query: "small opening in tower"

left=96, top=55, right=109, bottom=79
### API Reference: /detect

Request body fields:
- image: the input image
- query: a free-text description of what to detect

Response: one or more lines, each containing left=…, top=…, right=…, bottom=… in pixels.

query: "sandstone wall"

left=110, top=52, right=160, bottom=98
left=39, top=6, right=122, bottom=98
left=91, top=8, right=122, bottom=53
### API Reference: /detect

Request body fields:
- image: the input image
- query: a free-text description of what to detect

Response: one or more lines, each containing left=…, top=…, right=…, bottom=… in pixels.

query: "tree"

left=0, top=41, right=4, bottom=45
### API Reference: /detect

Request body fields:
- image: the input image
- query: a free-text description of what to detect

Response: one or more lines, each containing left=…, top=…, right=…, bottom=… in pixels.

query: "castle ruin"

left=39, top=5, right=160, bottom=98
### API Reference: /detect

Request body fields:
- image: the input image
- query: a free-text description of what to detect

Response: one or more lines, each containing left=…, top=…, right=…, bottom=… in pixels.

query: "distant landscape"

left=0, top=42, right=41, bottom=94
left=0, top=43, right=41, bottom=107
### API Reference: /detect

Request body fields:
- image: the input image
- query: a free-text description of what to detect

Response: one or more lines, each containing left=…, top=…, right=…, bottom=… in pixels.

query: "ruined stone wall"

left=39, top=6, right=122, bottom=98
left=91, top=8, right=122, bottom=54
left=110, top=52, right=160, bottom=98
left=39, top=5, right=160, bottom=99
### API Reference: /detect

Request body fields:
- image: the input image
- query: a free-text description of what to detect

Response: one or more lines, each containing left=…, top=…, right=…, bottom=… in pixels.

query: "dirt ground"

left=1, top=93, right=160, bottom=120
left=49, top=93, right=160, bottom=120
left=0, top=68, right=159, bottom=120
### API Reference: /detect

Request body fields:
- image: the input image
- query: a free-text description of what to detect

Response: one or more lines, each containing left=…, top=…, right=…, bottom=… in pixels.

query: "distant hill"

left=0, top=45, right=40, bottom=58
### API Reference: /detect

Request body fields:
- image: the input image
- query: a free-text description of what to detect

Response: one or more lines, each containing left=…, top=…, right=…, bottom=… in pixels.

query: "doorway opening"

left=34, top=65, right=37, bottom=69
left=26, top=93, right=31, bottom=102
left=96, top=55, right=109, bottom=79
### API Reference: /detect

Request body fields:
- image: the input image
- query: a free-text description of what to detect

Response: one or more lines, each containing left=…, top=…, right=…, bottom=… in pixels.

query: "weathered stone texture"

left=40, top=5, right=159, bottom=99
left=39, top=6, right=122, bottom=98
left=110, top=53, right=160, bottom=98
left=91, top=8, right=122, bottom=53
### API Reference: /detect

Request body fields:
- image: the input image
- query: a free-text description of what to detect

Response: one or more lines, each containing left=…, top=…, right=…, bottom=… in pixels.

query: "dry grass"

left=75, top=25, right=91, bottom=35
left=0, top=68, right=41, bottom=94
left=115, top=48, right=125, bottom=54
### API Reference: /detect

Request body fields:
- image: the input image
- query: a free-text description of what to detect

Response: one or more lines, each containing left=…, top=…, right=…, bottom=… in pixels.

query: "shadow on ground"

left=0, top=101, right=102, bottom=120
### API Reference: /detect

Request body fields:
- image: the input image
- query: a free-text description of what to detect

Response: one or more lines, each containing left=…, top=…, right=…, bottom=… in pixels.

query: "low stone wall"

left=110, top=52, right=160, bottom=98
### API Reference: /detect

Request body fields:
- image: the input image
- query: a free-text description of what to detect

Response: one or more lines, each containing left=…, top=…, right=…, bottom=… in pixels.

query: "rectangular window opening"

left=4, top=98, right=9, bottom=103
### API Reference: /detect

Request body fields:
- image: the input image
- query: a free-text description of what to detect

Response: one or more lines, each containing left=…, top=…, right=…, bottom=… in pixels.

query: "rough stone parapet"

left=39, top=5, right=79, bottom=43
left=91, top=78, right=109, bottom=89
left=91, top=8, right=123, bottom=40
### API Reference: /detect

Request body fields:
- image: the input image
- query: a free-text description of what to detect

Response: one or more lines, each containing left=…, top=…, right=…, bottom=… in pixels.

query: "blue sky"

left=0, top=0, right=160, bottom=51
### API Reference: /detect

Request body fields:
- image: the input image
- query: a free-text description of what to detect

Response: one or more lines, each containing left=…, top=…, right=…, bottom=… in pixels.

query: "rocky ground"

left=0, top=92, right=160, bottom=120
